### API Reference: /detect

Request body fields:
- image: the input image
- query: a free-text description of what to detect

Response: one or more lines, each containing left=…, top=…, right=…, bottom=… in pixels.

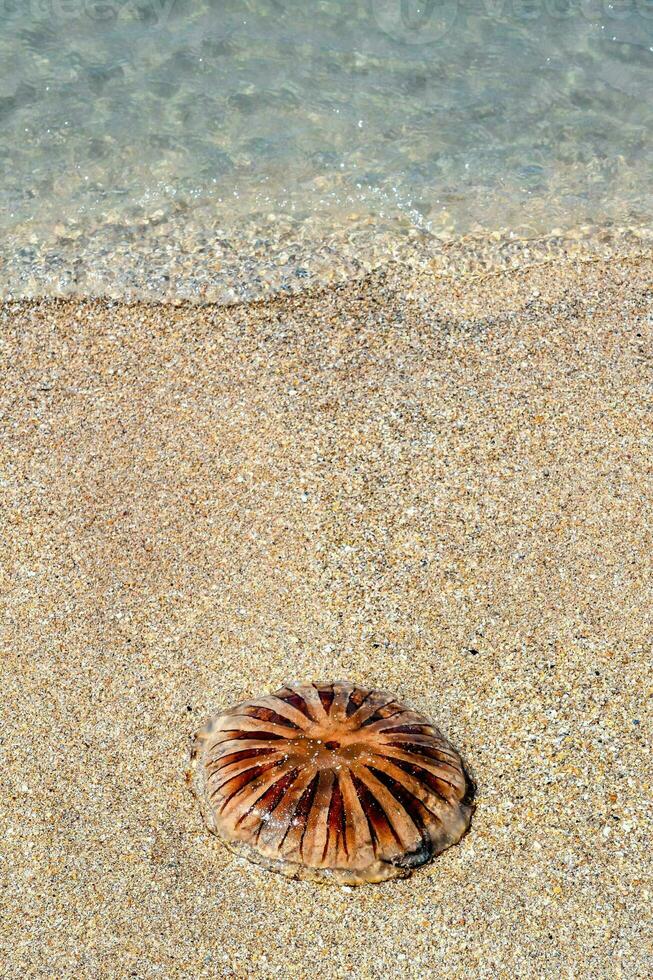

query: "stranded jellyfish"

left=188, top=681, right=474, bottom=885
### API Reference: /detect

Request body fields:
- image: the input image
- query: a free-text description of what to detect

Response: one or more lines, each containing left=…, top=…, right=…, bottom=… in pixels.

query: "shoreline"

left=2, top=222, right=653, bottom=306
left=3, top=250, right=653, bottom=977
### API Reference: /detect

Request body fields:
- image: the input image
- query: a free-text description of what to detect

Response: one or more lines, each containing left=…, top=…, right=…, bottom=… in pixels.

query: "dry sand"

left=2, top=252, right=652, bottom=977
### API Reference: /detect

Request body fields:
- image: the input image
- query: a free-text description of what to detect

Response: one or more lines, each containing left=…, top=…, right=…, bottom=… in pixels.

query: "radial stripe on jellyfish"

left=188, top=681, right=475, bottom=884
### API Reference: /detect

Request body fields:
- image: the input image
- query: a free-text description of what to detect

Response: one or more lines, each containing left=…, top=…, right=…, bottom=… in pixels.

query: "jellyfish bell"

left=188, top=681, right=475, bottom=885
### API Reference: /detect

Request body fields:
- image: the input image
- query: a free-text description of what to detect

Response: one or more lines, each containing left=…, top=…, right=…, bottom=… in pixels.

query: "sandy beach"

left=2, top=251, right=652, bottom=977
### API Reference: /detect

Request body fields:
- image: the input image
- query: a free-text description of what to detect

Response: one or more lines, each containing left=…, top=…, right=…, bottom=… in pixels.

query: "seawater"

left=1, top=0, right=651, bottom=300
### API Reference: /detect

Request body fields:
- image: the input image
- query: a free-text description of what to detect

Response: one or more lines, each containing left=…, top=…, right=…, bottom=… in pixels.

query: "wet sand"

left=2, top=252, right=652, bottom=977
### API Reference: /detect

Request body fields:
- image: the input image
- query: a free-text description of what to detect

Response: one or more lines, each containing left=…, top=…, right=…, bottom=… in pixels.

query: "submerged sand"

left=2, top=252, right=652, bottom=977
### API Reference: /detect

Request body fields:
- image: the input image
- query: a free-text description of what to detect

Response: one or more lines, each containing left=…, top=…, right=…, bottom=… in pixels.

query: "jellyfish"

left=188, top=681, right=475, bottom=885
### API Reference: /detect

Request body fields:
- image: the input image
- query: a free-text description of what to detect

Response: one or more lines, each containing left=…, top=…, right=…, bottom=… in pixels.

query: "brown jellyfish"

left=188, top=681, right=475, bottom=885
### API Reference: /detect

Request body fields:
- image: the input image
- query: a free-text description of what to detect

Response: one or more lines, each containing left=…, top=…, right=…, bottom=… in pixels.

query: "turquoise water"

left=1, top=0, right=651, bottom=300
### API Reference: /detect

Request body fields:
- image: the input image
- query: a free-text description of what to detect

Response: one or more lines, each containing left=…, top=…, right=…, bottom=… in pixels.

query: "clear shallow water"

left=1, top=0, right=651, bottom=301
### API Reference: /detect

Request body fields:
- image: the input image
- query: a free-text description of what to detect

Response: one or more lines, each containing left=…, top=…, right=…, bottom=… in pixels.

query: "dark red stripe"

left=276, top=688, right=313, bottom=720
left=239, top=705, right=300, bottom=729
left=351, top=772, right=403, bottom=852
left=209, top=747, right=275, bottom=771
left=384, top=740, right=461, bottom=771
left=387, top=757, right=456, bottom=802
left=359, top=703, right=402, bottom=727
left=215, top=759, right=284, bottom=808
left=382, top=724, right=434, bottom=735
left=366, top=767, right=438, bottom=869
left=324, top=776, right=346, bottom=859
left=295, top=775, right=320, bottom=857
left=246, top=768, right=300, bottom=836
left=316, top=684, right=335, bottom=714
left=368, top=765, right=437, bottom=833
left=219, top=729, right=285, bottom=741
left=345, top=688, right=368, bottom=716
